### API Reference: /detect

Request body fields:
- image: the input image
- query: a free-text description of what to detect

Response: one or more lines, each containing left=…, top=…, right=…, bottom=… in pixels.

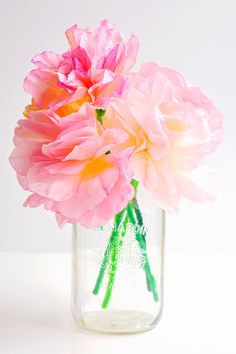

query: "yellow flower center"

left=82, top=156, right=114, bottom=180
left=55, top=97, right=91, bottom=117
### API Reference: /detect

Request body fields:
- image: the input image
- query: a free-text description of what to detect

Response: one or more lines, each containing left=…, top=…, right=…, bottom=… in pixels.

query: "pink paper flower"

left=104, top=62, right=223, bottom=212
left=10, top=104, right=134, bottom=227
left=24, top=20, right=139, bottom=117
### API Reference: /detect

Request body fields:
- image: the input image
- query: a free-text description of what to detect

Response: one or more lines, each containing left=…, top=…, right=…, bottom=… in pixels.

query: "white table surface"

left=0, top=252, right=235, bottom=354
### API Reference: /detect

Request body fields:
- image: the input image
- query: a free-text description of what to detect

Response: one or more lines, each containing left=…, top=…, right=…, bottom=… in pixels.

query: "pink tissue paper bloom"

left=9, top=104, right=134, bottom=227
left=103, top=62, right=224, bottom=212
left=24, top=20, right=139, bottom=116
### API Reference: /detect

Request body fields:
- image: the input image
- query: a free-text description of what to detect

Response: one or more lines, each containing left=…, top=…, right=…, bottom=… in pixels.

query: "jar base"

left=75, top=310, right=156, bottom=334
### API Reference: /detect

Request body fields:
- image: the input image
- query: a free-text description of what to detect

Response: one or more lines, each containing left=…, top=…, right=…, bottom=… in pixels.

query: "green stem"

left=93, top=209, right=127, bottom=296
left=93, top=179, right=139, bottom=296
left=101, top=210, right=129, bottom=309
left=92, top=234, right=115, bottom=295
left=127, top=202, right=158, bottom=301
left=95, top=109, right=106, bottom=125
left=92, top=178, right=158, bottom=307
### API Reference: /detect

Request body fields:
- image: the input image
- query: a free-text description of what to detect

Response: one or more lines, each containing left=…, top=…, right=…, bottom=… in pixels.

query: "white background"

left=1, top=0, right=235, bottom=253
left=0, top=1, right=235, bottom=353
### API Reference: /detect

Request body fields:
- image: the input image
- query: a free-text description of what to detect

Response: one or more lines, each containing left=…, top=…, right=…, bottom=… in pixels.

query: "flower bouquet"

left=10, top=20, right=223, bottom=333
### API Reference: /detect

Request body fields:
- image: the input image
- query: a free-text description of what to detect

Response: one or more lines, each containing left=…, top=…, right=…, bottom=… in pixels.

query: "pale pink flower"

left=24, top=20, right=139, bottom=116
left=104, top=63, right=223, bottom=212
left=10, top=104, right=134, bottom=227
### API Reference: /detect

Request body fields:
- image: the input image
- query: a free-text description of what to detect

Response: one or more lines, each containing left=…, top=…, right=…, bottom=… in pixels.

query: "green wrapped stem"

left=101, top=210, right=129, bottom=308
left=92, top=209, right=127, bottom=296
left=127, top=202, right=158, bottom=301
left=93, top=178, right=158, bottom=307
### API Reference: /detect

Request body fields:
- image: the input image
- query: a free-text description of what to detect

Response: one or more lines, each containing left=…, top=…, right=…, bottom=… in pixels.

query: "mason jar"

left=71, top=190, right=165, bottom=334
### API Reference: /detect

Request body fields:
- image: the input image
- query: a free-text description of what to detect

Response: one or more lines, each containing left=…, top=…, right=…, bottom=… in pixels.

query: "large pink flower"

left=104, top=63, right=223, bottom=212
left=10, top=104, right=134, bottom=227
left=24, top=20, right=139, bottom=117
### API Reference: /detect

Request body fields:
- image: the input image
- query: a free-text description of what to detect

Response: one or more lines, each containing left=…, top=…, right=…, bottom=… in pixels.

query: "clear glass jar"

left=71, top=192, right=165, bottom=334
